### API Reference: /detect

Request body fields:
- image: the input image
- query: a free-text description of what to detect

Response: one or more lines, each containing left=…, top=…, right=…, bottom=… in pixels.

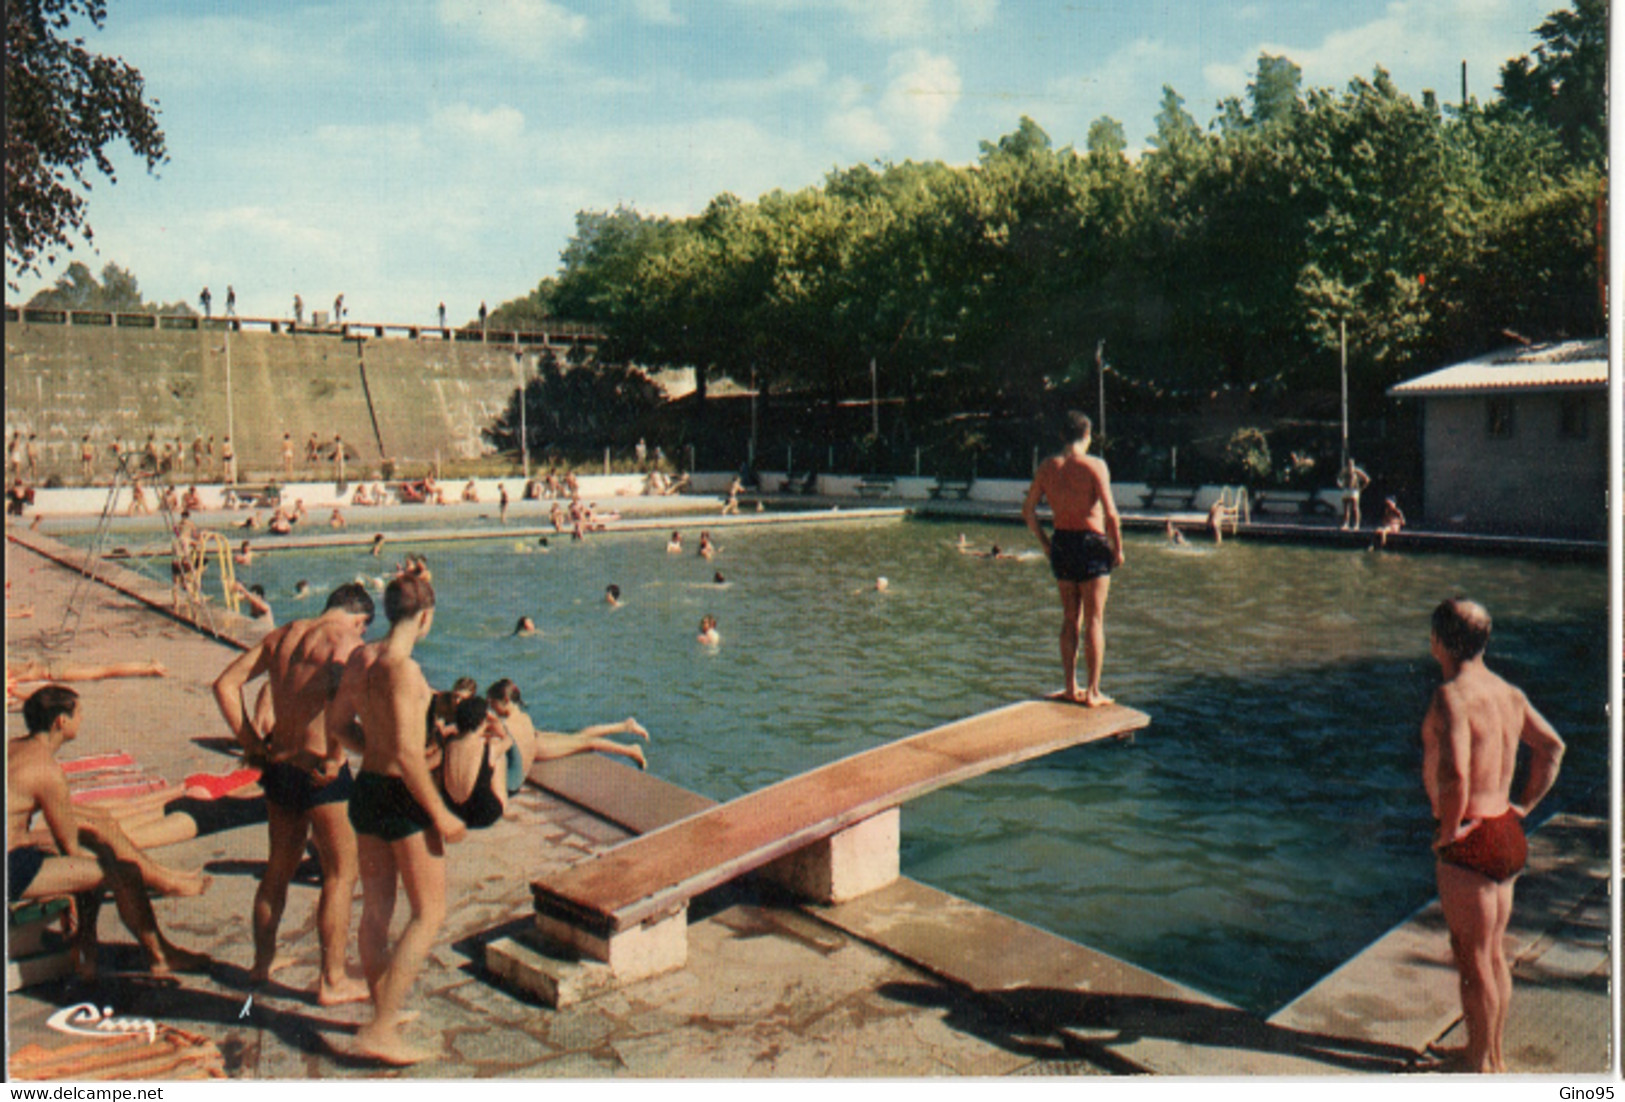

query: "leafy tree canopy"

left=24, top=259, right=192, bottom=313
left=6, top=0, right=167, bottom=289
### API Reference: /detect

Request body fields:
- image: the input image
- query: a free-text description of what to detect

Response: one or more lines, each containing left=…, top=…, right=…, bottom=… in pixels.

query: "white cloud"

left=436, top=0, right=589, bottom=56
left=880, top=50, right=961, bottom=146
left=827, top=106, right=893, bottom=153
left=631, top=0, right=682, bottom=25
left=728, top=0, right=995, bottom=41
left=1205, top=0, right=1544, bottom=104
left=431, top=103, right=528, bottom=142
left=714, top=59, right=831, bottom=100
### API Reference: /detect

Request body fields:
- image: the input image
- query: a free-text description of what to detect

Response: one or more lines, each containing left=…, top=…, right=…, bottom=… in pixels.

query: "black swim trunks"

left=9, top=845, right=50, bottom=903
left=260, top=760, right=355, bottom=813
left=348, top=771, right=434, bottom=842
left=1049, top=529, right=1115, bottom=582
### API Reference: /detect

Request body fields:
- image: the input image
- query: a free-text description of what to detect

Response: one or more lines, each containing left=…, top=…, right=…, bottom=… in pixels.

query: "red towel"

left=60, top=751, right=137, bottom=775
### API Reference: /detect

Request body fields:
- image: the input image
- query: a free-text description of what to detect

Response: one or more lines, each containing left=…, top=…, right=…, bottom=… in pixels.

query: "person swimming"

left=513, top=616, right=537, bottom=636
left=712, top=572, right=726, bottom=585
left=605, top=585, right=622, bottom=608
left=666, top=531, right=683, bottom=554
left=1164, top=519, right=1187, bottom=546
left=696, top=615, right=720, bottom=645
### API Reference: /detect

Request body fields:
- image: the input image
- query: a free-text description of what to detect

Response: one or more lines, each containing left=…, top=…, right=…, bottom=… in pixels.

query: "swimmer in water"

left=851, top=576, right=890, bottom=594
left=513, top=616, right=537, bottom=636
left=697, top=531, right=717, bottom=560
left=712, top=572, right=726, bottom=585
left=666, top=531, right=682, bottom=554
left=604, top=585, right=622, bottom=608
left=696, top=615, right=720, bottom=646
left=369, top=533, right=385, bottom=558
left=293, top=579, right=313, bottom=599
left=1164, top=520, right=1186, bottom=546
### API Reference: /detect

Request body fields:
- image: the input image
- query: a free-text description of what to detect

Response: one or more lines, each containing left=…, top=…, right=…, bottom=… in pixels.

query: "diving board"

left=521, top=699, right=1148, bottom=993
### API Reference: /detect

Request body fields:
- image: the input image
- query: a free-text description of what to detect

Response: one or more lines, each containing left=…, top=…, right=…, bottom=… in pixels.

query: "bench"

left=855, top=475, right=896, bottom=499
left=778, top=472, right=817, bottom=495
left=1138, top=485, right=1199, bottom=511
left=928, top=478, right=974, bottom=501
left=8, top=897, right=75, bottom=992
left=506, top=700, right=1148, bottom=1003
left=1252, top=489, right=1336, bottom=518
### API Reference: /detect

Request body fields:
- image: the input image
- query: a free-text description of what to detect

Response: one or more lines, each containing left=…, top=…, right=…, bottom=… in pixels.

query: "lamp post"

left=1339, top=319, right=1349, bottom=471
left=515, top=352, right=530, bottom=480
left=219, top=332, right=234, bottom=468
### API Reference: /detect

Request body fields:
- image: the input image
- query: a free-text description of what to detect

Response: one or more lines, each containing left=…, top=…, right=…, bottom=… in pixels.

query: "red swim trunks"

left=1436, top=809, right=1527, bottom=882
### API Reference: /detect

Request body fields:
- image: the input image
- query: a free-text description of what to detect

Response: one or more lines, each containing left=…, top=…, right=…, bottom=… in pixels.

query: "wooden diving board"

left=521, top=700, right=1148, bottom=991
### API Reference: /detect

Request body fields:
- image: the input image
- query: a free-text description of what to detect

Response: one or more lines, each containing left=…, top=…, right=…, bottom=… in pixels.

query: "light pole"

left=219, top=331, right=234, bottom=469
left=1095, top=340, right=1106, bottom=450
left=1339, top=319, right=1349, bottom=471
left=515, top=352, right=531, bottom=480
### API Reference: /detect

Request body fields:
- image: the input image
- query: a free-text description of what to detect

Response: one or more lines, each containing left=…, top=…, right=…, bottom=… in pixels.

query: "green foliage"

left=486, top=350, right=665, bottom=460
left=6, top=0, right=167, bottom=288
left=1221, top=428, right=1272, bottom=485
left=490, top=1, right=1598, bottom=471
left=1493, top=0, right=1605, bottom=165
left=25, top=260, right=193, bottom=313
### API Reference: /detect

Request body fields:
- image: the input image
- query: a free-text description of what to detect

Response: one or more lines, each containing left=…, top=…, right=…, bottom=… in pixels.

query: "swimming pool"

left=169, top=516, right=1615, bottom=1012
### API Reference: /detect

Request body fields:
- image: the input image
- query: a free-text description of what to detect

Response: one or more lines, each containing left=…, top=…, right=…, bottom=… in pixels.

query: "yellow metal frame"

left=178, top=531, right=238, bottom=614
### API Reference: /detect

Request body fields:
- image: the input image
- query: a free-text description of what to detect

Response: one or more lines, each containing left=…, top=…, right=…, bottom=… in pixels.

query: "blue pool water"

left=95, top=514, right=1610, bottom=1013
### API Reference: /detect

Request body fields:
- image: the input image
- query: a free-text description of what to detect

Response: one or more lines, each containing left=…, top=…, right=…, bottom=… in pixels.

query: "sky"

left=12, top=0, right=1570, bottom=325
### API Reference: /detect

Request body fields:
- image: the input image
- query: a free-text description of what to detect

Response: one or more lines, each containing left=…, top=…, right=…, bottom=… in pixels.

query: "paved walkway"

left=4, top=520, right=1612, bottom=1079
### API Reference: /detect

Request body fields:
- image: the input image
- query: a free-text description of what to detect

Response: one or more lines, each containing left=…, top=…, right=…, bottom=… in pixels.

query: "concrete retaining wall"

left=4, top=319, right=566, bottom=483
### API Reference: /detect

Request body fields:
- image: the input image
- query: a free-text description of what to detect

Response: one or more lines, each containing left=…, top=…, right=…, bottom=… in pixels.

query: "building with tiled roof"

left=1386, top=340, right=1608, bottom=538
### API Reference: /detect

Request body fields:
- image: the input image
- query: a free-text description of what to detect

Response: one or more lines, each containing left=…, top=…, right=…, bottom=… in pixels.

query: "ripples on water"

left=218, top=516, right=1607, bottom=1013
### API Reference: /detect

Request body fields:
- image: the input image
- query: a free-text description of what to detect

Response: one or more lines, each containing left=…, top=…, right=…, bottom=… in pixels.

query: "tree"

left=1248, top=54, right=1303, bottom=126
left=6, top=0, right=167, bottom=288
left=1494, top=0, right=1606, bottom=164
left=1086, top=116, right=1127, bottom=158
left=25, top=259, right=192, bottom=313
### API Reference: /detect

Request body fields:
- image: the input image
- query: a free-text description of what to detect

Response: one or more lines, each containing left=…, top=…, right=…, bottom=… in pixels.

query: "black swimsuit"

left=444, top=740, right=504, bottom=829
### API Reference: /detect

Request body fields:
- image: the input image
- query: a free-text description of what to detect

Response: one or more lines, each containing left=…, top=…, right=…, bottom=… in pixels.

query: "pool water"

left=196, top=517, right=1610, bottom=1012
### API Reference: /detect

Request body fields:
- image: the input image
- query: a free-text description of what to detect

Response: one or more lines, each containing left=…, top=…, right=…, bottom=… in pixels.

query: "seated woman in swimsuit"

left=437, top=696, right=511, bottom=830
left=487, top=678, right=647, bottom=797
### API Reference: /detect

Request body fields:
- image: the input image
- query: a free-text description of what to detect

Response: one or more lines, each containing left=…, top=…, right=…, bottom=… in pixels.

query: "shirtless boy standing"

left=1022, top=411, right=1123, bottom=706
left=9, top=686, right=210, bottom=978
left=212, top=582, right=376, bottom=1004
left=1421, top=598, right=1565, bottom=1073
left=326, top=574, right=467, bottom=1065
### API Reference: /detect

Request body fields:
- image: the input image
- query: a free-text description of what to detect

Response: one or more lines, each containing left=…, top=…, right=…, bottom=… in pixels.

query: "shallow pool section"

left=194, top=517, right=1608, bottom=1013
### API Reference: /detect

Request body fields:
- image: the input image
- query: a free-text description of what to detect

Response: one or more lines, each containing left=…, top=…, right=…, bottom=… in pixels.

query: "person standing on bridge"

left=438, top=302, right=446, bottom=329
left=1022, top=411, right=1123, bottom=707
left=334, top=294, right=345, bottom=324
left=478, top=301, right=488, bottom=338
left=1420, top=598, right=1564, bottom=1073
left=293, top=294, right=303, bottom=326
left=200, top=286, right=212, bottom=318
left=226, top=285, right=237, bottom=317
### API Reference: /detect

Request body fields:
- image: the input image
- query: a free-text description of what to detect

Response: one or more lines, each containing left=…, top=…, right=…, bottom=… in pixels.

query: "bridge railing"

left=4, top=305, right=600, bottom=345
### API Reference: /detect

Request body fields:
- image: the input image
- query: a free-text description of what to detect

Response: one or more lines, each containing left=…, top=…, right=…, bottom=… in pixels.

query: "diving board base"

left=485, top=931, right=617, bottom=1010
left=761, top=808, right=900, bottom=903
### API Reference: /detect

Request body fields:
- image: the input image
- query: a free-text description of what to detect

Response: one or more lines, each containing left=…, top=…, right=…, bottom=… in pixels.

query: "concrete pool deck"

left=4, top=517, right=1612, bottom=1078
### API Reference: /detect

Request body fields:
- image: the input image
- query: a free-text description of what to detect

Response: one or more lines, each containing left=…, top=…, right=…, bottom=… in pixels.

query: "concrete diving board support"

left=498, top=700, right=1148, bottom=1005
